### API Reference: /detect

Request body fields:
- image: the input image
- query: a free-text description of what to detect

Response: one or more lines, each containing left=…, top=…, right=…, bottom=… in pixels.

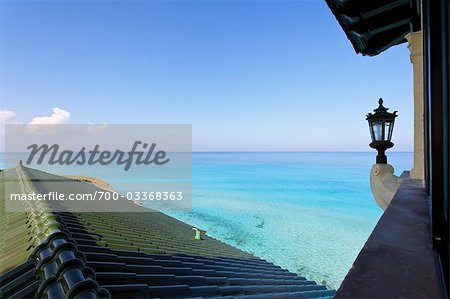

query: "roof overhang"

left=325, top=0, right=421, bottom=56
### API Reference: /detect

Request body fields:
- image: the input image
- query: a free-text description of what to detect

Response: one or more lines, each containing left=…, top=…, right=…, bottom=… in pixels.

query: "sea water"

left=167, top=152, right=412, bottom=289
left=1, top=151, right=413, bottom=289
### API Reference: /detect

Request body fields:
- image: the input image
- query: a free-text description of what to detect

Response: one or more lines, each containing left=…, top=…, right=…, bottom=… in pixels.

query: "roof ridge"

left=16, top=163, right=109, bottom=299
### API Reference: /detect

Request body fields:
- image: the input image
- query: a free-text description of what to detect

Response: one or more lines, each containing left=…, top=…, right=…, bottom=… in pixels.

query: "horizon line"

left=0, top=150, right=414, bottom=153
left=190, top=151, right=413, bottom=153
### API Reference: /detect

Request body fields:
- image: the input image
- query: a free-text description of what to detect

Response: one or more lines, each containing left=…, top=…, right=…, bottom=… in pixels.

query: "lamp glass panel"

left=384, top=121, right=392, bottom=141
left=372, top=121, right=383, bottom=141
left=389, top=120, right=395, bottom=140
left=369, top=123, right=375, bottom=142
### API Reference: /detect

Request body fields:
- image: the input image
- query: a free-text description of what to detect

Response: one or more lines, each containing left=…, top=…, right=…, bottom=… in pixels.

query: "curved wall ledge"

left=336, top=172, right=445, bottom=298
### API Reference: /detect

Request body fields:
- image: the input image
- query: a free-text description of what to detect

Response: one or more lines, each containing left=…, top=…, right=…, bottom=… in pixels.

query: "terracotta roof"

left=1, top=165, right=335, bottom=298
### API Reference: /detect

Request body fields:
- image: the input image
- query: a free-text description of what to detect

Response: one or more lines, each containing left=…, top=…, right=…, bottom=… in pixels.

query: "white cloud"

left=86, top=123, right=109, bottom=134
left=29, top=107, right=70, bottom=124
left=0, top=110, right=17, bottom=152
left=0, top=110, right=16, bottom=126
left=0, top=107, right=73, bottom=151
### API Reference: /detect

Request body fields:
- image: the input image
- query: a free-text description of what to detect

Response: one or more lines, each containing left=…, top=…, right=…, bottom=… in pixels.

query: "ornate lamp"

left=366, top=98, right=398, bottom=164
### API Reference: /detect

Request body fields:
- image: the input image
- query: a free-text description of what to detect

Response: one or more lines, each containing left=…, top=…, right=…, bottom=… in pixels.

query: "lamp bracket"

left=370, top=163, right=401, bottom=210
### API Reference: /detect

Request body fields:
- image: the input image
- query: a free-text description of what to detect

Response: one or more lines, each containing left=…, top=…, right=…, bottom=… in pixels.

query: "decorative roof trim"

left=325, top=0, right=420, bottom=56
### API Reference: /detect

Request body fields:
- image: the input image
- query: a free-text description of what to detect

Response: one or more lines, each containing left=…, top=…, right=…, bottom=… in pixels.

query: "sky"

left=0, top=0, right=413, bottom=152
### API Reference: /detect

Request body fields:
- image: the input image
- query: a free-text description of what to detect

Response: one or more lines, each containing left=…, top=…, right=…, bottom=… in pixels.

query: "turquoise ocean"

left=167, top=152, right=412, bottom=289
left=1, top=152, right=413, bottom=289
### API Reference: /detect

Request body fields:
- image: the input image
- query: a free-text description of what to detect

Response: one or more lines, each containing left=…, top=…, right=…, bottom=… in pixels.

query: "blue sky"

left=0, top=0, right=413, bottom=152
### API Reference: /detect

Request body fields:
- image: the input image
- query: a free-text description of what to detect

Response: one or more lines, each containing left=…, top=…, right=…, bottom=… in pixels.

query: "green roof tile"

left=0, top=164, right=334, bottom=299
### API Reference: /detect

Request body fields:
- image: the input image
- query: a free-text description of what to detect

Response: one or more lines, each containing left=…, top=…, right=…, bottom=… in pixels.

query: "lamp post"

left=366, top=98, right=398, bottom=164
left=366, top=98, right=400, bottom=210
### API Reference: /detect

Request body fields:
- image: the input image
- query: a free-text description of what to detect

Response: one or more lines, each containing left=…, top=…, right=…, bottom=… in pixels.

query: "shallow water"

left=166, top=152, right=412, bottom=289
